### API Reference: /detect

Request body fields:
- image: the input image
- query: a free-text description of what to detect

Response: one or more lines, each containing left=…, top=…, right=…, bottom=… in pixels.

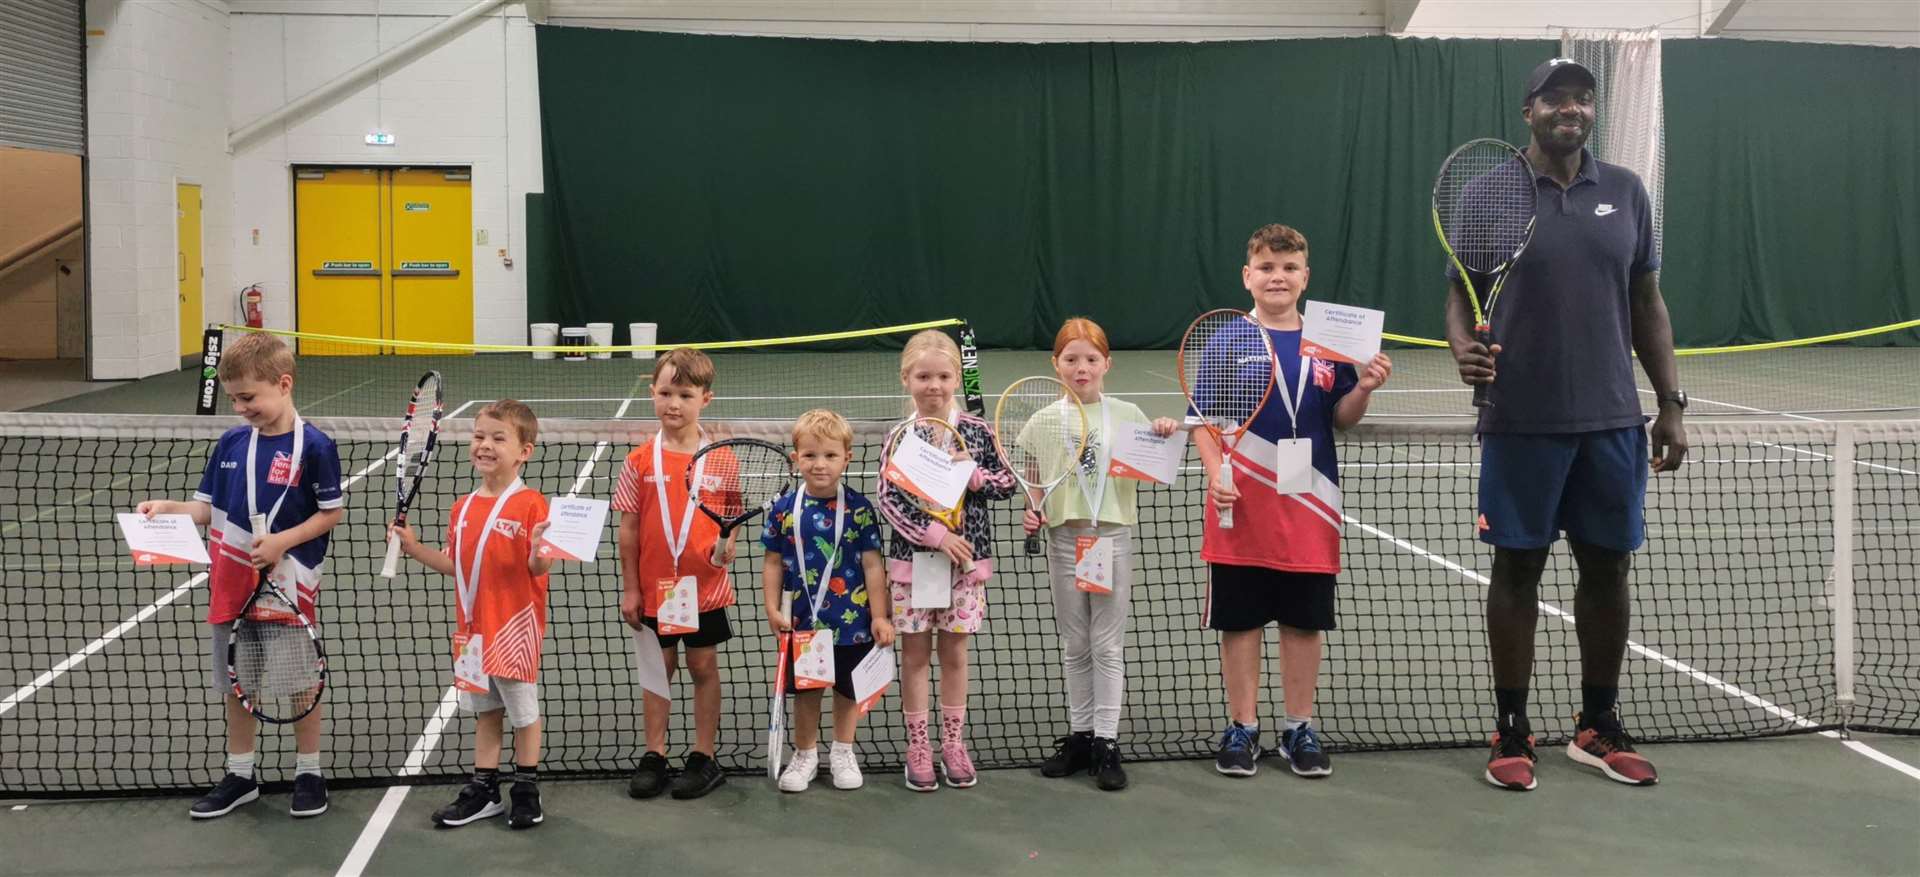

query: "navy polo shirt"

left=1457, top=149, right=1661, bottom=434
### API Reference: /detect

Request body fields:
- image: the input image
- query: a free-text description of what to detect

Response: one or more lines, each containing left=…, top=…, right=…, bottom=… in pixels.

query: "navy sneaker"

left=1277, top=723, right=1332, bottom=778
left=189, top=773, right=259, bottom=819
left=1213, top=723, right=1260, bottom=777
left=288, top=773, right=329, bottom=817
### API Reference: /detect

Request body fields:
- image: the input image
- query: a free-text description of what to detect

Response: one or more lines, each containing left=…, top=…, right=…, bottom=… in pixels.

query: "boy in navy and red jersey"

left=1190, top=224, right=1393, bottom=780
left=137, top=330, right=344, bottom=819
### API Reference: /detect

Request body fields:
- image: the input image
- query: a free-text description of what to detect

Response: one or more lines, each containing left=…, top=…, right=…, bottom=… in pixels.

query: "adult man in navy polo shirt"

left=1446, top=58, right=1688, bottom=792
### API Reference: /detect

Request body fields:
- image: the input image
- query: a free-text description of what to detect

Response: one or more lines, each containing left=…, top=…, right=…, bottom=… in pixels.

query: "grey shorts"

left=459, top=677, right=541, bottom=728
left=209, top=623, right=232, bottom=697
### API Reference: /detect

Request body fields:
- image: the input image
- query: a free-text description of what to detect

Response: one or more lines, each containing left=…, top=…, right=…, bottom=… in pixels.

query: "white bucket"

left=586, top=322, right=614, bottom=360
left=629, top=322, right=658, bottom=359
left=560, top=327, right=589, bottom=362
left=529, top=323, right=559, bottom=360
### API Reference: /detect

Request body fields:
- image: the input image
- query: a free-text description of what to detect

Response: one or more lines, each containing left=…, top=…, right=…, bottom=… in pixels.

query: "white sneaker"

left=778, top=748, right=818, bottom=793
left=829, top=744, right=864, bottom=790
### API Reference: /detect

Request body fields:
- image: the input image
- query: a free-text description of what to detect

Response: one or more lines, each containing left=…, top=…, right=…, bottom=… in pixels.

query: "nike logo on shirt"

left=1594, top=203, right=1617, bottom=217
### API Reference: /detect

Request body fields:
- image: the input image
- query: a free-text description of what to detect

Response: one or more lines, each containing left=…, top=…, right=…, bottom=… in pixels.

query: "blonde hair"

left=898, top=329, right=962, bottom=377
left=476, top=399, right=539, bottom=445
left=1052, top=317, right=1111, bottom=358
left=653, top=347, right=715, bottom=390
left=218, top=331, right=296, bottom=384
left=792, top=409, right=853, bottom=453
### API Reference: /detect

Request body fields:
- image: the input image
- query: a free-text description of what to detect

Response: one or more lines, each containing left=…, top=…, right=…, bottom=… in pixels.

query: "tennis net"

left=1, top=413, right=1913, bottom=797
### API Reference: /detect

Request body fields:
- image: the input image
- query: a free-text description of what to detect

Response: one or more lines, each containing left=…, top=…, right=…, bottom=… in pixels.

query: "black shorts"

left=1205, top=564, right=1337, bottom=632
left=786, top=639, right=874, bottom=700
left=643, top=608, right=734, bottom=650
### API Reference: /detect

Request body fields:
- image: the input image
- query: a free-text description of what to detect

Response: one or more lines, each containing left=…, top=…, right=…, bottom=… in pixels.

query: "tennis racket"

left=881, top=416, right=976, bottom=573
left=1432, top=138, right=1539, bottom=408
left=380, top=371, right=444, bottom=577
left=229, top=514, right=326, bottom=723
left=688, top=438, right=796, bottom=563
left=769, top=591, right=794, bottom=781
left=993, top=377, right=1090, bottom=555
left=1178, top=309, right=1277, bottom=530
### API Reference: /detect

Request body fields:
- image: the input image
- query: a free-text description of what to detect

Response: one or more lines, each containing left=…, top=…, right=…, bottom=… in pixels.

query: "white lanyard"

left=454, top=478, right=523, bottom=621
left=245, top=414, right=305, bottom=535
left=652, top=433, right=708, bottom=574
left=792, top=483, right=847, bottom=626
left=1257, top=324, right=1310, bottom=439
left=1073, top=398, right=1113, bottom=522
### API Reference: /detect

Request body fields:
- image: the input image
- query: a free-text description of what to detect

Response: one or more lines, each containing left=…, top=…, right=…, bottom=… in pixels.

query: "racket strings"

left=996, top=382, right=1085, bottom=491
left=1436, top=143, right=1535, bottom=273
left=233, top=620, right=322, bottom=715
left=697, top=442, right=793, bottom=519
left=1180, top=312, right=1272, bottom=430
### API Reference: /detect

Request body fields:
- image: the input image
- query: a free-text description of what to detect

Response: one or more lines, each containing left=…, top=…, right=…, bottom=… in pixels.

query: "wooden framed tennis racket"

left=1432, top=138, right=1539, bottom=408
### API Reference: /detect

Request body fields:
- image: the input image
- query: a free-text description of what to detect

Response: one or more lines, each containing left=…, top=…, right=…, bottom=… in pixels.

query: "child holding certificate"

left=762, top=410, right=893, bottom=792
left=1024, top=318, right=1179, bottom=792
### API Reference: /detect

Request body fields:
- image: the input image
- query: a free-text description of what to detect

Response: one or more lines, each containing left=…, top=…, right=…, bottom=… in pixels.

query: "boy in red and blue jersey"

left=138, top=331, right=343, bottom=819
left=1190, top=224, right=1393, bottom=779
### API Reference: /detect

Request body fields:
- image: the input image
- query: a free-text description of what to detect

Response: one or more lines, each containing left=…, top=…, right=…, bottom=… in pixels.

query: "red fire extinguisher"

left=239, top=283, right=264, bottom=328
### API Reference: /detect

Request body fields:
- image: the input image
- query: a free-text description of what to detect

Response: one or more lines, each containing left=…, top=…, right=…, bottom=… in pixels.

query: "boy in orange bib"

left=392, top=400, right=554, bottom=829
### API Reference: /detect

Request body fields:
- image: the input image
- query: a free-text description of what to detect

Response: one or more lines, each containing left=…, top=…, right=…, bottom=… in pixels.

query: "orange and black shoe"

left=1567, top=710, right=1658, bottom=786
left=1484, top=728, right=1538, bottom=791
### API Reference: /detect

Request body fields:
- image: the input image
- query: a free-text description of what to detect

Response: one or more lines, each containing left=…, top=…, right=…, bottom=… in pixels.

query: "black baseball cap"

left=1524, top=58, right=1597, bottom=102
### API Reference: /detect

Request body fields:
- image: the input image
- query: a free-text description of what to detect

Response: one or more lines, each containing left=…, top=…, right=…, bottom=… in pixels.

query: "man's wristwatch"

left=1657, top=390, right=1688, bottom=411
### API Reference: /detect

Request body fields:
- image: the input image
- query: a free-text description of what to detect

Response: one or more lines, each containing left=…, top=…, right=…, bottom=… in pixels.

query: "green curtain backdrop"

left=1662, top=39, right=1920, bottom=345
left=533, top=28, right=1917, bottom=349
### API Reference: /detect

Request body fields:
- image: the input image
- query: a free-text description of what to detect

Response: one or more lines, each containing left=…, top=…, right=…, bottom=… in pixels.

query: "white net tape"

left=1563, top=28, right=1666, bottom=255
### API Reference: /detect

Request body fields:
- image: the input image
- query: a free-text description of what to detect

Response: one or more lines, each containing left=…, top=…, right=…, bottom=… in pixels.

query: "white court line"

left=334, top=427, right=618, bottom=877
left=444, top=399, right=478, bottom=419
left=0, top=572, right=206, bottom=717
left=1343, top=514, right=1920, bottom=782
left=0, top=447, right=402, bottom=716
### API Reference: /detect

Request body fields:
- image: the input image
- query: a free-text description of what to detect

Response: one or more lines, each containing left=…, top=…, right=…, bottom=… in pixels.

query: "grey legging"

left=1044, top=523, right=1133, bottom=739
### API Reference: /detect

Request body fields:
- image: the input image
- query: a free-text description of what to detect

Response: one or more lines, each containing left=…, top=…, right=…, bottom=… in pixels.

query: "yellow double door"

left=294, top=167, right=472, bottom=355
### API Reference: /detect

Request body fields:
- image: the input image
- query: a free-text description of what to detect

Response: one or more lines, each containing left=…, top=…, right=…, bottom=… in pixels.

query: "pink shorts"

left=888, top=564, right=990, bottom=635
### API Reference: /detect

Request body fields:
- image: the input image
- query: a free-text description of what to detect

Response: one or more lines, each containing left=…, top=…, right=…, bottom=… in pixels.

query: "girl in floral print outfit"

left=878, top=330, right=1015, bottom=791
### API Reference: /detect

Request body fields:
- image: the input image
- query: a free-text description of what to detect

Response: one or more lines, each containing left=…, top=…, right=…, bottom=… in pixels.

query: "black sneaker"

left=507, top=782, right=544, bottom=829
left=1041, top=731, right=1093, bottom=778
left=628, top=751, right=670, bottom=800
left=1091, top=737, right=1128, bottom=791
left=432, top=780, right=505, bottom=827
left=670, top=752, right=725, bottom=800
left=1277, top=724, right=1332, bottom=778
left=1214, top=723, right=1260, bottom=777
left=289, top=773, right=329, bottom=817
left=189, top=773, right=260, bottom=819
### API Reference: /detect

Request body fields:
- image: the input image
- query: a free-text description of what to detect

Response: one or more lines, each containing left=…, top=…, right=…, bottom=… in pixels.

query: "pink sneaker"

left=904, top=718, right=938, bottom=792
left=941, top=741, right=977, bottom=788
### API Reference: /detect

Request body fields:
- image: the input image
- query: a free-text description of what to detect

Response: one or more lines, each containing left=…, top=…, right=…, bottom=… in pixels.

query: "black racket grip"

left=1471, top=325, right=1494, bottom=409
left=1024, top=531, right=1043, bottom=555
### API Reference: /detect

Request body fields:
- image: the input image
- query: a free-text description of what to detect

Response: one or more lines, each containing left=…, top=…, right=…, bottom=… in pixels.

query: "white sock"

left=1283, top=715, right=1310, bottom=733
left=830, top=741, right=854, bottom=756
left=226, top=751, right=256, bottom=780
left=295, top=751, right=322, bottom=777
